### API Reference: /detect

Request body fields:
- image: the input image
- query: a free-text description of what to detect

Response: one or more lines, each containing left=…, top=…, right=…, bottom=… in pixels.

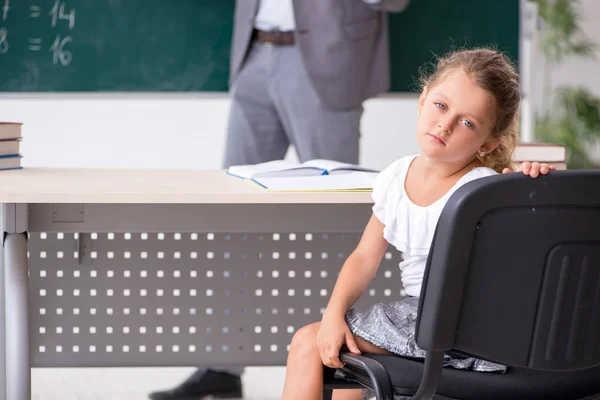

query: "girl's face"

left=416, top=69, right=500, bottom=164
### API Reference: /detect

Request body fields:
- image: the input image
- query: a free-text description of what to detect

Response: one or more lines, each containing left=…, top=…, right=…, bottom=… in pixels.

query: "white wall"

left=0, top=94, right=420, bottom=170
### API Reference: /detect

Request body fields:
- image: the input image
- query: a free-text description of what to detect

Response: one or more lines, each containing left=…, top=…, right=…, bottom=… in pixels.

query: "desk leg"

left=0, top=231, right=5, bottom=400
left=4, top=233, right=29, bottom=400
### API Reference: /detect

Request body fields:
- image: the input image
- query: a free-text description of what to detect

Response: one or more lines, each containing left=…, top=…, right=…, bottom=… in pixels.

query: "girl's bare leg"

left=331, top=388, right=363, bottom=400
left=281, top=322, right=327, bottom=400
left=281, top=322, right=391, bottom=400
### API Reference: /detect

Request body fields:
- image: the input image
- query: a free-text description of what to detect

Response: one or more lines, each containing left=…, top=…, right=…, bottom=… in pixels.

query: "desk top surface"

left=0, top=168, right=374, bottom=204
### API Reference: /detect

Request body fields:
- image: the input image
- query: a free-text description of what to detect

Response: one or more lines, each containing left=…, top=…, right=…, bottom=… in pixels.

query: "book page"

left=255, top=167, right=325, bottom=178
left=301, top=159, right=379, bottom=174
left=301, top=159, right=348, bottom=171
left=227, top=160, right=299, bottom=179
left=251, top=171, right=377, bottom=192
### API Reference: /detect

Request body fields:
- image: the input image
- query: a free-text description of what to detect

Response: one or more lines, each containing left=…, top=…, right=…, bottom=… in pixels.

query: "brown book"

left=512, top=161, right=567, bottom=171
left=0, top=139, right=21, bottom=157
left=0, top=155, right=22, bottom=170
left=512, top=143, right=566, bottom=163
left=0, top=122, right=23, bottom=141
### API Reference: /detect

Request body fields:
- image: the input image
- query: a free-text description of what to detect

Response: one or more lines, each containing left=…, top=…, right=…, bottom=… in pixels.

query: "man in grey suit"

left=223, top=0, right=411, bottom=167
left=149, top=0, right=411, bottom=399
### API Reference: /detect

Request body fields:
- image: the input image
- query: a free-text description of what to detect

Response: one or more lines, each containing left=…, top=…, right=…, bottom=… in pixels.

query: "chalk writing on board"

left=28, top=38, right=41, bottom=51
left=50, top=34, right=72, bottom=66
left=0, top=27, right=7, bottom=54
left=29, top=5, right=41, bottom=18
left=0, top=0, right=8, bottom=54
left=1, top=0, right=9, bottom=21
left=0, top=2, right=76, bottom=64
left=49, top=0, right=75, bottom=29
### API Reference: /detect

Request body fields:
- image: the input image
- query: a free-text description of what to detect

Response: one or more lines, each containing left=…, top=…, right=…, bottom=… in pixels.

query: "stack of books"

left=0, top=122, right=23, bottom=171
left=512, top=143, right=567, bottom=170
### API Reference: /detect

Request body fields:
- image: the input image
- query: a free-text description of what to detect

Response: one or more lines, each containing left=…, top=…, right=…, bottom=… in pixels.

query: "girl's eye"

left=434, top=102, right=447, bottom=111
left=461, top=119, right=474, bottom=129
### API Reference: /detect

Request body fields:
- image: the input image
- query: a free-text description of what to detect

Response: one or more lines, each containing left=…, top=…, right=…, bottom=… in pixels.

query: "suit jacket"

left=229, top=0, right=411, bottom=110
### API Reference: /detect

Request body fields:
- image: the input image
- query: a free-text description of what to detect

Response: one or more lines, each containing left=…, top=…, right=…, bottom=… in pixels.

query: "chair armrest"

left=323, top=365, right=364, bottom=391
left=339, top=352, right=395, bottom=399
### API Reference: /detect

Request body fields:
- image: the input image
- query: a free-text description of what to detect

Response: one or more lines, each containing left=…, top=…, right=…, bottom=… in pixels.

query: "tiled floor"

left=32, top=366, right=286, bottom=400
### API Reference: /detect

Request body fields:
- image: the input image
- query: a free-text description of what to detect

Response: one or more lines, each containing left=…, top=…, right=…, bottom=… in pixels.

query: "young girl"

left=280, top=48, right=553, bottom=400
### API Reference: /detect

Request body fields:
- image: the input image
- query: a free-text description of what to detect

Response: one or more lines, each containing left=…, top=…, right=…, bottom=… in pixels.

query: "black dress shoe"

left=148, top=368, right=243, bottom=400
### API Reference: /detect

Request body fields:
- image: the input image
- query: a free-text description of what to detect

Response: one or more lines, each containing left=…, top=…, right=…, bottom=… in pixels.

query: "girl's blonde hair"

left=419, top=48, right=520, bottom=173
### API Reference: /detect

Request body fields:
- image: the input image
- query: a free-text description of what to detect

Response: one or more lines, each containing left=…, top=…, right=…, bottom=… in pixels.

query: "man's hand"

left=502, top=162, right=556, bottom=178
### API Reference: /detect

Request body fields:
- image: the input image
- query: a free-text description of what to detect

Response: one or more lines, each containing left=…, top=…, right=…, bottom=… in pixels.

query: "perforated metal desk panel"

left=0, top=169, right=403, bottom=400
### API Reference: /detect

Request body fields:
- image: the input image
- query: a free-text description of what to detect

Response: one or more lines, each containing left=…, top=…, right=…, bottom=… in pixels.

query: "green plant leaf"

left=531, top=0, right=597, bottom=63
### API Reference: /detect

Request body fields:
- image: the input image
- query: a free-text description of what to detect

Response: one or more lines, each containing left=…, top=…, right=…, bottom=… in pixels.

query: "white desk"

left=0, top=168, right=402, bottom=400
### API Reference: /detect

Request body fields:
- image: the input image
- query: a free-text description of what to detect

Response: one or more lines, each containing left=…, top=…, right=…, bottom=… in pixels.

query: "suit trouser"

left=222, top=41, right=363, bottom=168
left=215, top=41, right=363, bottom=377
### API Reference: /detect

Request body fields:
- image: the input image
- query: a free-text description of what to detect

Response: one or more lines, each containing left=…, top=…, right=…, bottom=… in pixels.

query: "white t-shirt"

left=254, top=0, right=295, bottom=31
left=372, top=154, right=497, bottom=297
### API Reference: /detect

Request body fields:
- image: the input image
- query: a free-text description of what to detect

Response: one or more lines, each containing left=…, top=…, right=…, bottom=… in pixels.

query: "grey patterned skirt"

left=345, top=296, right=506, bottom=373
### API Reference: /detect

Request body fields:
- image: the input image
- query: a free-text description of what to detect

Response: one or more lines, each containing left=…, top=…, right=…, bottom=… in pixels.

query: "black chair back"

left=416, top=171, right=600, bottom=371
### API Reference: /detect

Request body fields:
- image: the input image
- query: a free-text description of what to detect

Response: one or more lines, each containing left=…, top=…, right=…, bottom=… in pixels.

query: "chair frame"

left=323, top=171, right=600, bottom=400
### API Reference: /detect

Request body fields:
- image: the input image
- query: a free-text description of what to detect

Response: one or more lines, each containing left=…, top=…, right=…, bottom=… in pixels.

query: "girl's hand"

left=502, top=161, right=556, bottom=178
left=317, top=314, right=361, bottom=368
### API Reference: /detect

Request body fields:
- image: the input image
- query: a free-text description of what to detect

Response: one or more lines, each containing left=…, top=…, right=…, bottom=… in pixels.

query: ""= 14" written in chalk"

left=0, top=0, right=76, bottom=66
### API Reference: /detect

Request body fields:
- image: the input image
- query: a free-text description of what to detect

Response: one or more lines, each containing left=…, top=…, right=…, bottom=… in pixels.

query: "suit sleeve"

left=361, top=0, right=411, bottom=12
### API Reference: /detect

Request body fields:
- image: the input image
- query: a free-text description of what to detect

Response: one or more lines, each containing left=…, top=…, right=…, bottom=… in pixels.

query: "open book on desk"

left=226, top=159, right=379, bottom=179
left=251, top=171, right=377, bottom=192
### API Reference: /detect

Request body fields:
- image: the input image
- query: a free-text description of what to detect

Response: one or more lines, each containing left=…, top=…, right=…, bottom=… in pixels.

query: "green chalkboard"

left=0, top=0, right=518, bottom=92
left=388, top=1, right=519, bottom=92
left=0, top=0, right=235, bottom=91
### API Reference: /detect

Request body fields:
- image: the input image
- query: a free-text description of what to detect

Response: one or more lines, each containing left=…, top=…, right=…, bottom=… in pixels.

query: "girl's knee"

left=290, top=321, right=320, bottom=351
